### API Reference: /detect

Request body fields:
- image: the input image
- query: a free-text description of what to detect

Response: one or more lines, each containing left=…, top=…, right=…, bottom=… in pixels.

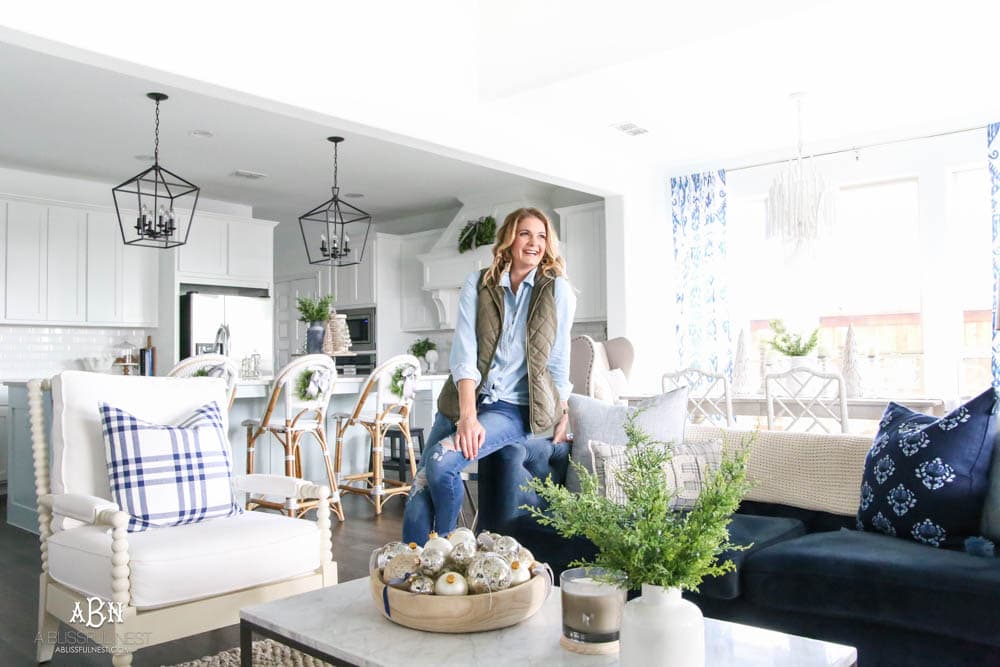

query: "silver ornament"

left=467, top=553, right=512, bottom=594
left=409, top=575, right=435, bottom=594
left=448, top=541, right=477, bottom=571
left=494, top=535, right=521, bottom=562
left=375, top=541, right=409, bottom=570
left=516, top=546, right=534, bottom=565
left=382, top=552, right=420, bottom=585
left=419, top=547, right=448, bottom=576
left=476, top=531, right=497, bottom=551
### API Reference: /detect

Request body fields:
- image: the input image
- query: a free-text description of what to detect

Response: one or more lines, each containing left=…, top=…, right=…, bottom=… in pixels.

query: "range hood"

left=418, top=191, right=556, bottom=329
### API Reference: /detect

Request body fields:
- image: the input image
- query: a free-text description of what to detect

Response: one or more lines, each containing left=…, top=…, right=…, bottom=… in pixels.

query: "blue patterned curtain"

left=670, top=170, right=732, bottom=376
left=990, top=123, right=1000, bottom=387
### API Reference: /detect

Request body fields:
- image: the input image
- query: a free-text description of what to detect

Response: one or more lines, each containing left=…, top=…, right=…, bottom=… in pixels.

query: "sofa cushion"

left=566, top=388, right=688, bottom=493
left=51, top=371, right=229, bottom=499
left=46, top=511, right=320, bottom=609
left=697, top=514, right=805, bottom=600
left=742, top=529, right=1000, bottom=647
left=685, top=424, right=871, bottom=517
left=101, top=401, right=242, bottom=532
left=857, top=388, right=997, bottom=549
left=589, top=438, right=723, bottom=509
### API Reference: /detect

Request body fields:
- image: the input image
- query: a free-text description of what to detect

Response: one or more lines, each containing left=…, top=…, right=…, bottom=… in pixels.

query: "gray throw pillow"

left=589, top=438, right=723, bottom=508
left=565, top=387, right=689, bottom=493
left=981, top=432, right=1000, bottom=541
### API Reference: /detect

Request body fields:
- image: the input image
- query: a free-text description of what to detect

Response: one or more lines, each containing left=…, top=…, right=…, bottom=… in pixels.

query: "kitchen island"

left=4, top=373, right=448, bottom=533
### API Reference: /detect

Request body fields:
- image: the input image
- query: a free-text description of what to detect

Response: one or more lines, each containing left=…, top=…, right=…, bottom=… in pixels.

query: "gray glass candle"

left=560, top=567, right=626, bottom=653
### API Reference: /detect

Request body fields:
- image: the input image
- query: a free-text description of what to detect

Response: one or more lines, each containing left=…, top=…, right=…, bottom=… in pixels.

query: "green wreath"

left=458, top=216, right=496, bottom=253
left=389, top=367, right=406, bottom=397
left=295, top=369, right=316, bottom=401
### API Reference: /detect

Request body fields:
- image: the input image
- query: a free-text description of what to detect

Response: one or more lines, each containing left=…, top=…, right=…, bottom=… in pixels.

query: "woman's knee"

left=423, top=441, right=465, bottom=487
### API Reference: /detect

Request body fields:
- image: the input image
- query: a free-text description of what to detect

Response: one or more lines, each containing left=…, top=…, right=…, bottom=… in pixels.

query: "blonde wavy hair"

left=483, top=207, right=566, bottom=287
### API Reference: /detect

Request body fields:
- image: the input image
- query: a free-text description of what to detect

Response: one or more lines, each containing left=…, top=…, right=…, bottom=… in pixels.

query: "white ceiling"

left=0, top=40, right=595, bottom=228
left=1, top=0, right=999, bottom=205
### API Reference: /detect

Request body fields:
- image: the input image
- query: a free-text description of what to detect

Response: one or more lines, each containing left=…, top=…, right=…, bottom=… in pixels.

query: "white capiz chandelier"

left=766, top=94, right=835, bottom=246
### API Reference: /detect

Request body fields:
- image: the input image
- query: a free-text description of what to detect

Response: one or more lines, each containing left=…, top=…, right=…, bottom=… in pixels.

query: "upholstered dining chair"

left=31, top=372, right=335, bottom=666
left=764, top=366, right=850, bottom=434
left=333, top=354, right=422, bottom=515
left=663, top=367, right=735, bottom=427
left=167, top=353, right=239, bottom=410
left=569, top=335, right=634, bottom=402
left=243, top=354, right=344, bottom=521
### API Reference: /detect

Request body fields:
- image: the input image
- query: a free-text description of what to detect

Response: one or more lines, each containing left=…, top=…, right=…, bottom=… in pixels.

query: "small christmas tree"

left=322, top=309, right=352, bottom=354
left=842, top=324, right=863, bottom=398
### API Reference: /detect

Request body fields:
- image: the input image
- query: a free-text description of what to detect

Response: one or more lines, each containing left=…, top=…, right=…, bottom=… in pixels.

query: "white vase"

left=619, top=585, right=704, bottom=667
left=424, top=349, right=438, bottom=374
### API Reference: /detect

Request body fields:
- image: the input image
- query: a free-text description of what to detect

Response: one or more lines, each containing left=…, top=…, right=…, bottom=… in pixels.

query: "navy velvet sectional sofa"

left=477, top=425, right=1000, bottom=667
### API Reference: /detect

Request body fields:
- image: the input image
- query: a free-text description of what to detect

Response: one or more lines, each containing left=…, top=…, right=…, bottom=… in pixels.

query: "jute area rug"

left=165, top=639, right=333, bottom=667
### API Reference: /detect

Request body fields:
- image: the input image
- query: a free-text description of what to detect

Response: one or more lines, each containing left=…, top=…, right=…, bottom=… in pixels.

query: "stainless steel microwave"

left=341, top=307, right=375, bottom=350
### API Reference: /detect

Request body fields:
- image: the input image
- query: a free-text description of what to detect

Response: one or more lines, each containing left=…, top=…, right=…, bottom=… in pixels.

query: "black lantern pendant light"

left=112, top=92, right=200, bottom=249
left=299, top=136, right=372, bottom=267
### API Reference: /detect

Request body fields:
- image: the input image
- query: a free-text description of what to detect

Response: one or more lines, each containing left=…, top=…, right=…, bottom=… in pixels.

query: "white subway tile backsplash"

left=0, top=325, right=155, bottom=380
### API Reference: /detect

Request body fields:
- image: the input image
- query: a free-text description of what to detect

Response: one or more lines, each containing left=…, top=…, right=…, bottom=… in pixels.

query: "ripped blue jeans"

left=402, top=400, right=529, bottom=544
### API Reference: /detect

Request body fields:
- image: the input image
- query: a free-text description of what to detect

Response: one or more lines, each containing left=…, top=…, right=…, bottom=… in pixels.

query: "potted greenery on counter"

left=297, top=295, right=334, bottom=354
left=767, top=318, right=819, bottom=358
left=524, top=414, right=750, bottom=666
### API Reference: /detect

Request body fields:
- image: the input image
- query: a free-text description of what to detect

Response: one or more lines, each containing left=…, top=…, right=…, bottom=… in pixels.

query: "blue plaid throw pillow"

left=100, top=401, right=242, bottom=532
left=856, top=388, right=997, bottom=549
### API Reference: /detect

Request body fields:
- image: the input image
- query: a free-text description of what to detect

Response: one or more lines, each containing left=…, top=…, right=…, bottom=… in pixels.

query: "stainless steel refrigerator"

left=179, top=293, right=273, bottom=374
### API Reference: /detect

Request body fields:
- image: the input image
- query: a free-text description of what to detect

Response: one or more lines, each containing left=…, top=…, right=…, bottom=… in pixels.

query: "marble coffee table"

left=240, top=577, right=857, bottom=667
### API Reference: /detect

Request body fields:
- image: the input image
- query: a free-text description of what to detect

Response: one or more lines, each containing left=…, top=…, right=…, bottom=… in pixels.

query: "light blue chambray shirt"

left=450, top=268, right=575, bottom=406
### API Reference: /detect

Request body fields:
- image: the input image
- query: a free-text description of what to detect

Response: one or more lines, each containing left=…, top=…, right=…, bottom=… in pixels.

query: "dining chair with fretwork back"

left=333, top=354, right=422, bottom=515
left=242, top=354, right=344, bottom=521
left=764, top=365, right=850, bottom=434
left=662, top=367, right=735, bottom=427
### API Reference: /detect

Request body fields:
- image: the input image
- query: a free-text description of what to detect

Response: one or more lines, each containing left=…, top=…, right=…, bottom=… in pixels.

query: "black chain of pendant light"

left=298, top=136, right=373, bottom=267
left=112, top=92, right=200, bottom=249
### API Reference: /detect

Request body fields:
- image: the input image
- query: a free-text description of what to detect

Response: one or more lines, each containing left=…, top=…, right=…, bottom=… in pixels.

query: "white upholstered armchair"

left=32, top=371, right=336, bottom=665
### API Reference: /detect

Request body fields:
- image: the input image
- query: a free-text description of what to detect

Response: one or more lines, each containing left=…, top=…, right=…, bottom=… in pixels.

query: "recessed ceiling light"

left=610, top=121, right=649, bottom=136
left=232, top=169, right=268, bottom=180
left=189, top=129, right=214, bottom=139
left=343, top=192, right=365, bottom=198
left=134, top=154, right=155, bottom=161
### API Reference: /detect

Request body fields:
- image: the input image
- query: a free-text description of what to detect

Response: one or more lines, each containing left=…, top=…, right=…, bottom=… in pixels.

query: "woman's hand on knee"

left=455, top=415, right=486, bottom=460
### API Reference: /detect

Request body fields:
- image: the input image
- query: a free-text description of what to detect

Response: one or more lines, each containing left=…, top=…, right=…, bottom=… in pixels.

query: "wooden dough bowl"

left=369, top=568, right=549, bottom=633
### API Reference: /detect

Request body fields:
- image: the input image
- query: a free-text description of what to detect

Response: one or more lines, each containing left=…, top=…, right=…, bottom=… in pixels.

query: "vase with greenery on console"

left=524, top=414, right=750, bottom=667
left=408, top=337, right=438, bottom=373
left=767, top=318, right=819, bottom=368
left=297, top=295, right=335, bottom=354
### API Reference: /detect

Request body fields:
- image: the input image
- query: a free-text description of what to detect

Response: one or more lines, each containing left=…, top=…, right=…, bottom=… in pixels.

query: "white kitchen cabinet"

left=46, top=206, right=88, bottom=323
left=177, top=215, right=228, bottom=276
left=122, top=243, right=159, bottom=325
left=399, top=230, right=439, bottom=331
left=556, top=202, right=607, bottom=322
left=333, top=239, right=377, bottom=308
left=86, top=211, right=158, bottom=326
left=228, top=221, right=274, bottom=281
left=5, top=200, right=48, bottom=321
left=0, top=401, right=7, bottom=485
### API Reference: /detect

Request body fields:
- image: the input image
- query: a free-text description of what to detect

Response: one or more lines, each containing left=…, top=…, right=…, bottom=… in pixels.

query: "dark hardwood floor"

left=0, top=492, right=431, bottom=666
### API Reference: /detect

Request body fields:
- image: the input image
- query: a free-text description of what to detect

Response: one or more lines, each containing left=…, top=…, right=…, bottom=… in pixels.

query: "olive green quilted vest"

left=437, top=269, right=559, bottom=434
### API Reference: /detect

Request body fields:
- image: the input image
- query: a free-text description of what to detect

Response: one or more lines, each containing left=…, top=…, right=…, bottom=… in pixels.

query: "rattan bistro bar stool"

left=167, top=354, right=239, bottom=410
left=333, top=354, right=421, bottom=514
left=243, top=354, right=345, bottom=521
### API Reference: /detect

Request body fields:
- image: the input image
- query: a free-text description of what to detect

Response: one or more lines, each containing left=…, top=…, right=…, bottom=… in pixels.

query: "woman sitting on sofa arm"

left=402, top=207, right=576, bottom=544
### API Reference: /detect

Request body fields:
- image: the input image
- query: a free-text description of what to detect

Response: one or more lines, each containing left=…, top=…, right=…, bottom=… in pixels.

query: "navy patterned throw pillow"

left=857, top=388, right=997, bottom=549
